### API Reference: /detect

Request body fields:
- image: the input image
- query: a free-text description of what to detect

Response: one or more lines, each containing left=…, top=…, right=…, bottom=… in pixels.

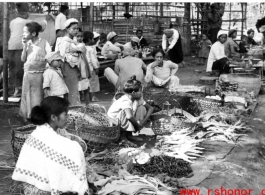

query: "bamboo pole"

left=241, top=3, right=244, bottom=37
left=89, top=2, right=94, bottom=32
left=229, top=3, right=231, bottom=30
left=3, top=2, right=8, bottom=102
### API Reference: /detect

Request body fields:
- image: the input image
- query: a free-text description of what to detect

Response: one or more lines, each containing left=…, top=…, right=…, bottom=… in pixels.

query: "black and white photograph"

left=0, top=2, right=265, bottom=195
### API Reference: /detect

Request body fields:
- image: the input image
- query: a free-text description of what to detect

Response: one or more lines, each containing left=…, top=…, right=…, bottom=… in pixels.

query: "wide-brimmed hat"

left=45, top=51, right=64, bottom=64
left=122, top=47, right=136, bottom=57
left=64, top=18, right=79, bottom=29
left=107, top=31, right=117, bottom=41
left=217, top=30, right=227, bottom=38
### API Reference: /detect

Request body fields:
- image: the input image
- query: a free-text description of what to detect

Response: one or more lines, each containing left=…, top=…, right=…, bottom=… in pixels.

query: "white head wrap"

left=107, top=31, right=117, bottom=41
left=131, top=36, right=140, bottom=43
left=259, top=25, right=265, bottom=33
left=93, top=32, right=100, bottom=39
left=217, top=30, right=227, bottom=39
left=45, top=51, right=64, bottom=64
left=64, top=18, right=79, bottom=29
left=122, top=47, right=136, bottom=57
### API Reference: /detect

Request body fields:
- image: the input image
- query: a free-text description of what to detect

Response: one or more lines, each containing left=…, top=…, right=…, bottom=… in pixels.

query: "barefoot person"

left=107, top=76, right=154, bottom=146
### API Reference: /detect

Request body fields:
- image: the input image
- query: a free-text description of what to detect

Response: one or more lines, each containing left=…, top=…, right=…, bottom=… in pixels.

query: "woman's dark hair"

left=256, top=17, right=265, bottom=33
left=100, top=33, right=107, bottom=41
left=78, top=28, right=83, bottom=32
left=247, top=29, right=254, bottom=35
left=60, top=5, right=69, bottom=13
left=16, top=3, right=29, bottom=13
left=83, top=31, right=94, bottom=44
left=31, top=96, right=69, bottom=125
left=152, top=48, right=165, bottom=58
left=110, top=35, right=117, bottom=42
left=123, top=75, right=142, bottom=93
left=25, top=22, right=43, bottom=36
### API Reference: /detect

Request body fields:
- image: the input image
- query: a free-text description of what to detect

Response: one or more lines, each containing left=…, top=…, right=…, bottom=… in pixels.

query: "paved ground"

left=0, top=56, right=264, bottom=194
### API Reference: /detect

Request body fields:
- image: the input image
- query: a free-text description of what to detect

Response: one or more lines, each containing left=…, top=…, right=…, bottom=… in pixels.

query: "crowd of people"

left=8, top=3, right=185, bottom=194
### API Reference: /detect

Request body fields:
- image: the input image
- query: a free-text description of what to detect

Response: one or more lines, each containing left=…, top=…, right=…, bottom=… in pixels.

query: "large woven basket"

left=66, top=105, right=120, bottom=153
left=67, top=124, right=120, bottom=153
left=11, top=124, right=36, bottom=162
left=219, top=73, right=261, bottom=97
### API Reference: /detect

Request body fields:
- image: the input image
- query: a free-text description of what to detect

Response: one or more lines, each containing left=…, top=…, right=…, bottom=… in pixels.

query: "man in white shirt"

left=55, top=5, right=69, bottom=34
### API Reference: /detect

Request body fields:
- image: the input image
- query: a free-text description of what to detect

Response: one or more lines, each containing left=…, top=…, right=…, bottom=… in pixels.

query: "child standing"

left=107, top=76, right=154, bottom=147
left=198, top=34, right=212, bottom=65
left=83, top=31, right=100, bottom=102
left=43, top=52, right=69, bottom=99
left=75, top=29, right=91, bottom=105
left=19, top=22, right=51, bottom=123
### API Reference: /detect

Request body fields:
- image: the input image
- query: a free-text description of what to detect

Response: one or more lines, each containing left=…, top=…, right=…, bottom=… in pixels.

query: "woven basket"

left=219, top=73, right=261, bottom=97
left=66, top=105, right=120, bottom=153
left=67, top=124, right=120, bottom=153
left=11, top=124, right=36, bottom=162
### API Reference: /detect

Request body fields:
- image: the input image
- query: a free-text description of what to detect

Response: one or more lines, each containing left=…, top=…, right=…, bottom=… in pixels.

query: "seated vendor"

left=124, top=36, right=140, bottom=50
left=246, top=29, right=258, bottom=47
left=101, top=31, right=123, bottom=60
left=104, top=47, right=146, bottom=90
left=136, top=29, right=149, bottom=47
left=12, top=96, right=88, bottom=194
left=145, top=48, right=179, bottom=89
left=224, top=28, right=240, bottom=59
left=206, top=30, right=230, bottom=75
left=107, top=76, right=154, bottom=147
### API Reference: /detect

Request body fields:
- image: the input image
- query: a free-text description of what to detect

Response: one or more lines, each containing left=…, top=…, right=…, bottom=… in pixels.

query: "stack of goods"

left=216, top=80, right=238, bottom=92
left=247, top=45, right=264, bottom=56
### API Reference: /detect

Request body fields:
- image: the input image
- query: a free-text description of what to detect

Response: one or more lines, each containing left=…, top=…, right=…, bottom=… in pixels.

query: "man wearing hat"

left=224, top=28, right=240, bottom=58
left=124, top=37, right=140, bottom=50
left=207, top=3, right=225, bottom=44
left=101, top=31, right=123, bottom=59
left=8, top=3, right=31, bottom=97
left=104, top=47, right=146, bottom=90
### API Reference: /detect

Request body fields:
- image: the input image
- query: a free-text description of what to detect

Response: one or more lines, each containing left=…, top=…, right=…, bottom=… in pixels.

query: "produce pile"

left=169, top=85, right=205, bottom=93
left=132, top=155, right=193, bottom=178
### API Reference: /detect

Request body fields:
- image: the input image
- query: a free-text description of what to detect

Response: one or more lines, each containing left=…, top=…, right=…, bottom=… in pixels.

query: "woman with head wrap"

left=206, top=30, right=230, bottom=75
left=224, top=28, right=240, bottom=59
left=162, top=28, right=183, bottom=64
left=8, top=3, right=31, bottom=97
left=101, top=31, right=123, bottom=60
left=58, top=18, right=90, bottom=106
left=104, top=47, right=146, bottom=90
left=124, top=37, right=140, bottom=50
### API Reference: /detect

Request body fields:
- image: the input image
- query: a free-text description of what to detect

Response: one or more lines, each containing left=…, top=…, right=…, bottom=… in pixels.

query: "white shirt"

left=101, top=41, right=121, bottom=56
left=43, top=68, right=69, bottom=96
left=55, top=13, right=67, bottom=31
left=107, top=95, right=146, bottom=120
left=8, top=17, right=31, bottom=50
left=162, top=29, right=179, bottom=50
left=206, top=41, right=227, bottom=72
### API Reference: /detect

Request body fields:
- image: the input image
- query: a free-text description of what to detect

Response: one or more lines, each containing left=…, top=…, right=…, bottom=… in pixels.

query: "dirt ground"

left=1, top=56, right=265, bottom=194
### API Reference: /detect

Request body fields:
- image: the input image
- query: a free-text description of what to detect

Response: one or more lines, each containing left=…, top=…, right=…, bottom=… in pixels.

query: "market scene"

left=1, top=2, right=265, bottom=195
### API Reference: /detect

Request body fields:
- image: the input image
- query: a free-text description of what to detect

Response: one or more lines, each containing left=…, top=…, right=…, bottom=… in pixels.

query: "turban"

left=38, top=20, right=47, bottom=32
left=122, top=47, right=136, bottom=57
left=131, top=36, right=140, bottom=43
left=259, top=25, right=265, bottom=33
left=107, top=31, right=117, bottom=41
left=64, top=18, right=79, bottom=29
left=45, top=51, right=64, bottom=64
left=217, top=30, right=227, bottom=39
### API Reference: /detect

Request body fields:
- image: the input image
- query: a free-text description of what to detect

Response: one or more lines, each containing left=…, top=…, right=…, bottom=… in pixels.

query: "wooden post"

left=160, top=3, right=163, bottom=17
left=197, top=4, right=199, bottom=35
left=112, top=3, right=115, bottom=31
left=241, top=3, right=244, bottom=37
left=244, top=3, right=247, bottom=30
left=3, top=2, right=8, bottom=102
left=89, top=2, right=94, bottom=32
left=229, top=3, right=231, bottom=30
